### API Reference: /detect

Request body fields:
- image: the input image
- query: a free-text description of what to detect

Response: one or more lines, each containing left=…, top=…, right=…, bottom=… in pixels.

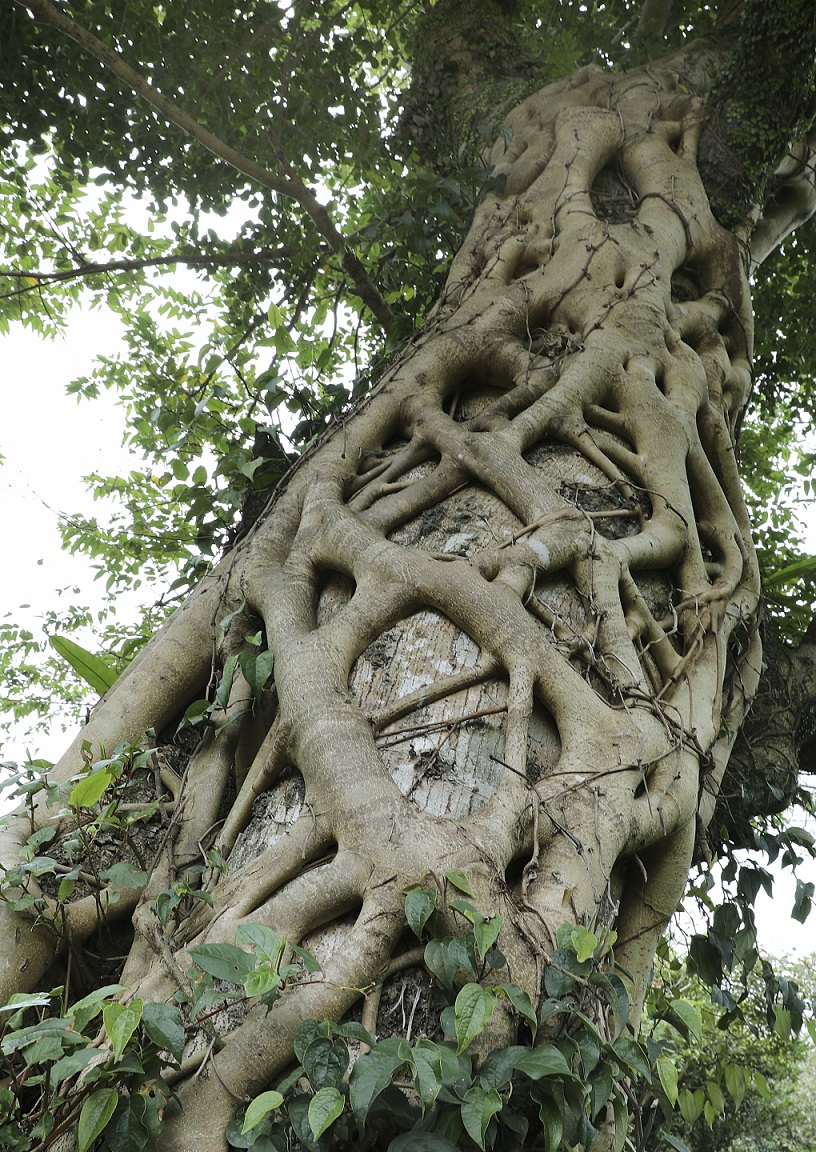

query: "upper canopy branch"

left=14, top=0, right=394, bottom=330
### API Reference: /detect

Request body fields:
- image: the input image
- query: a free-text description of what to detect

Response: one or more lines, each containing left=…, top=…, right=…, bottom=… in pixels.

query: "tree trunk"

left=3, top=17, right=816, bottom=1152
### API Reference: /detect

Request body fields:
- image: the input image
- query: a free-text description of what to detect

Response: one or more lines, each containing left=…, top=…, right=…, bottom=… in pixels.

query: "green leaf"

left=235, top=924, right=285, bottom=965
left=71, top=985, right=127, bottom=1032
left=753, top=1070, right=770, bottom=1099
left=705, top=1080, right=725, bottom=1114
left=473, top=915, right=502, bottom=960
left=512, top=1045, right=575, bottom=1081
left=425, top=937, right=476, bottom=989
left=349, top=1050, right=405, bottom=1130
left=497, top=982, right=537, bottom=1038
left=244, top=966, right=282, bottom=998
left=569, top=926, right=598, bottom=963
left=538, top=1089, right=564, bottom=1152
left=49, top=635, right=118, bottom=695
left=302, top=1036, right=349, bottom=1090
left=662, top=1136, right=691, bottom=1152
left=141, top=1002, right=185, bottom=1063
left=611, top=1036, right=651, bottom=1082
left=308, top=1086, right=344, bottom=1139
left=678, top=1088, right=702, bottom=1125
left=69, top=767, right=114, bottom=808
left=656, top=1055, right=678, bottom=1106
left=187, top=943, right=255, bottom=984
left=444, top=869, right=474, bottom=896
left=461, top=1084, right=502, bottom=1149
left=239, top=648, right=275, bottom=700
left=77, top=1087, right=118, bottom=1152
left=454, top=984, right=496, bottom=1053
left=411, top=1046, right=444, bottom=1109
left=103, top=999, right=143, bottom=1060
left=289, top=942, right=322, bottom=973
left=724, top=1062, right=747, bottom=1108
left=405, top=886, right=437, bottom=939
left=664, top=999, right=702, bottom=1042
left=764, top=553, right=816, bottom=587
left=99, top=861, right=148, bottom=890
left=241, top=1090, right=285, bottom=1135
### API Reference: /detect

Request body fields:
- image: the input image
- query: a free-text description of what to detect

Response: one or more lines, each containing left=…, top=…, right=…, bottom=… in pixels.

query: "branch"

left=636, top=0, right=675, bottom=41
left=15, top=0, right=394, bottom=330
left=0, top=246, right=304, bottom=300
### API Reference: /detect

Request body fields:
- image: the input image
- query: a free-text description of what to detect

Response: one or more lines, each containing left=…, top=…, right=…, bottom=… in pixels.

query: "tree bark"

left=3, top=9, right=816, bottom=1152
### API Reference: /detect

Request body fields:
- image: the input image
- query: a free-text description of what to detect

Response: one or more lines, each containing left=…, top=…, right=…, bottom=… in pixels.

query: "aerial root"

left=199, top=849, right=370, bottom=948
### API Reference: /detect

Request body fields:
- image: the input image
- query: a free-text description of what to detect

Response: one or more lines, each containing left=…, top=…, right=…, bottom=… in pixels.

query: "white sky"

left=0, top=307, right=814, bottom=960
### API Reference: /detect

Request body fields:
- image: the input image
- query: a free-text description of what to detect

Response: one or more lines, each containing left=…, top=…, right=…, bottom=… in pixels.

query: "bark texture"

left=3, top=14, right=816, bottom=1152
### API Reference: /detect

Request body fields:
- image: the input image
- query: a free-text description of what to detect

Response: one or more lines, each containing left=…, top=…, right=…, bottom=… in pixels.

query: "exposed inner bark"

left=0, top=54, right=794, bottom=1151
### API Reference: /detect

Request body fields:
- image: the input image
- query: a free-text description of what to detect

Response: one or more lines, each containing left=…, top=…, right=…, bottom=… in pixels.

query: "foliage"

left=640, top=948, right=816, bottom=1152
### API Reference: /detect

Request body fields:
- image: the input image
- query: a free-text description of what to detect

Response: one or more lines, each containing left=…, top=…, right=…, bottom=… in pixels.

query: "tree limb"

left=0, top=246, right=305, bottom=300
left=637, top=0, right=675, bottom=42
left=15, top=0, right=394, bottom=330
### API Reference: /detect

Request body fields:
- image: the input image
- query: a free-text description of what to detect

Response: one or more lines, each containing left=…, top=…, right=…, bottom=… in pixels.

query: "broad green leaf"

left=405, top=886, right=437, bottom=939
left=141, top=1002, right=185, bottom=1063
left=69, top=767, right=114, bottom=808
left=349, top=1050, right=404, bottom=1129
left=611, top=1036, right=651, bottom=1082
left=497, top=982, right=537, bottom=1038
left=241, top=1090, right=285, bottom=1134
left=411, top=1047, right=444, bottom=1109
left=444, top=868, right=474, bottom=896
left=308, top=1086, right=344, bottom=1139
left=538, top=1090, right=564, bottom=1152
left=388, top=1133, right=459, bottom=1152
left=569, top=926, right=598, bottom=963
left=302, top=1036, right=349, bottom=1090
left=705, top=1080, right=725, bottom=1113
left=239, top=648, right=275, bottom=700
left=665, top=999, right=702, bottom=1042
left=425, top=937, right=476, bottom=989
left=656, top=1055, right=678, bottom=1106
left=99, top=862, right=148, bottom=890
left=461, top=1084, right=502, bottom=1149
left=235, top=924, right=285, bottom=964
left=244, top=966, right=282, bottom=998
left=49, top=635, right=118, bottom=695
left=679, top=1088, right=702, bottom=1124
left=187, top=942, right=255, bottom=984
left=764, top=553, right=816, bottom=587
left=724, top=1062, right=747, bottom=1107
left=753, top=1069, right=770, bottom=1099
left=103, top=998, right=143, bottom=1060
left=70, top=984, right=127, bottom=1032
left=77, top=1087, right=118, bottom=1152
left=512, top=1045, right=575, bottom=1081
left=289, top=942, right=322, bottom=973
left=473, top=915, right=502, bottom=960
left=454, top=984, right=496, bottom=1054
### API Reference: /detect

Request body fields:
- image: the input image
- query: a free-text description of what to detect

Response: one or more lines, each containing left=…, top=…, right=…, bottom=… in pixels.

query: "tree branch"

left=15, top=0, right=394, bottom=330
left=0, top=247, right=305, bottom=300
left=637, top=0, right=675, bottom=42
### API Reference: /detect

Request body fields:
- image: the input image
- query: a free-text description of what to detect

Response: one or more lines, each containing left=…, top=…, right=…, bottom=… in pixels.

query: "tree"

left=640, top=949, right=816, bottom=1152
left=1, top=1, right=815, bottom=1149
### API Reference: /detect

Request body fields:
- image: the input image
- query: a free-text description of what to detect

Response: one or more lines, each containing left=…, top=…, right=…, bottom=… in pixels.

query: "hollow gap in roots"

left=590, top=164, right=638, bottom=223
